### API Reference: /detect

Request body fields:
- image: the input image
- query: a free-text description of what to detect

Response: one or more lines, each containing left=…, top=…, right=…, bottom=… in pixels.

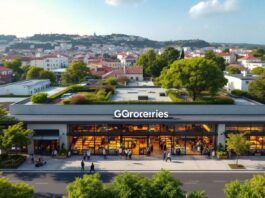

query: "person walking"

left=124, top=149, right=128, bottom=160
left=118, top=147, right=123, bottom=159
left=103, top=148, right=107, bottom=159
left=30, top=153, right=34, bottom=164
left=81, top=160, right=85, bottom=171
left=163, top=150, right=167, bottom=161
left=128, top=149, right=132, bottom=160
left=87, top=149, right=91, bottom=160
left=166, top=151, right=172, bottom=162
left=90, top=162, right=95, bottom=173
left=68, top=150, right=71, bottom=158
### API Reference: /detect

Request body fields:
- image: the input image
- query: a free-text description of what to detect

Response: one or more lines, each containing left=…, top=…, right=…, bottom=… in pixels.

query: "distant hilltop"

left=0, top=33, right=264, bottom=49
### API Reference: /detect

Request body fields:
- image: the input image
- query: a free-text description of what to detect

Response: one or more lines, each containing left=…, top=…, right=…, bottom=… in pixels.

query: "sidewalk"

left=7, top=155, right=265, bottom=172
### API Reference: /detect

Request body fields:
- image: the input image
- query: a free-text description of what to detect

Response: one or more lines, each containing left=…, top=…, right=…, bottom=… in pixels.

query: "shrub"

left=231, top=89, right=247, bottom=97
left=0, top=155, right=26, bottom=168
left=70, top=94, right=87, bottom=104
left=104, top=77, right=118, bottom=86
left=48, top=86, right=73, bottom=100
left=30, top=92, right=48, bottom=103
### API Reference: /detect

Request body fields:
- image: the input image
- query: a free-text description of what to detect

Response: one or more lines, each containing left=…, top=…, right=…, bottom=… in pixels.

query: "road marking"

left=213, top=180, right=227, bottom=183
left=184, top=180, right=199, bottom=185
left=34, top=182, right=48, bottom=185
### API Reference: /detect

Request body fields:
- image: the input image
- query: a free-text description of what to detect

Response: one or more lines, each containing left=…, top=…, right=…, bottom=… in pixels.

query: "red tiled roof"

left=125, top=66, right=143, bottom=74
left=0, top=66, right=12, bottom=72
left=239, top=55, right=261, bottom=61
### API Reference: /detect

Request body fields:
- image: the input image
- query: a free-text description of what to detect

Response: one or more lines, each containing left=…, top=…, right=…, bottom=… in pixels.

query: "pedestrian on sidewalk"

left=166, top=151, right=171, bottom=162
left=125, top=149, right=128, bottom=160
left=81, top=160, right=85, bottom=171
left=67, top=150, right=71, bottom=158
left=30, top=153, right=34, bottom=164
left=87, top=149, right=91, bottom=160
left=83, top=152, right=86, bottom=161
left=90, top=162, right=95, bottom=173
left=211, top=149, right=215, bottom=159
left=128, top=149, right=132, bottom=160
left=163, top=150, right=166, bottom=161
left=103, top=148, right=107, bottom=159
left=118, top=147, right=123, bottom=159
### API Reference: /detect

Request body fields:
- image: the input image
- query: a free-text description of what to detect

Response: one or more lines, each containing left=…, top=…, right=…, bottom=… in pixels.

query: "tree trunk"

left=236, top=155, right=239, bottom=166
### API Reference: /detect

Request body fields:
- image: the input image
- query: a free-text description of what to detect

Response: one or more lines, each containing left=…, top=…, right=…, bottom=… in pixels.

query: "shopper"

left=163, top=150, right=167, bottom=161
left=81, top=160, right=85, bottom=171
left=90, top=162, right=95, bottom=173
left=87, top=149, right=91, bottom=160
left=128, top=149, right=132, bottom=160
left=125, top=149, right=128, bottom=160
left=166, top=151, right=172, bottom=162
left=118, top=147, right=123, bottom=159
left=103, top=148, right=107, bottom=159
left=68, top=150, right=71, bottom=158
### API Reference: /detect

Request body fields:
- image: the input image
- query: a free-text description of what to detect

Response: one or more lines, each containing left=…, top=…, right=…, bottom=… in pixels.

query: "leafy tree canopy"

left=62, top=61, right=89, bottom=85
left=205, top=50, right=226, bottom=71
left=0, top=177, right=34, bottom=198
left=226, top=66, right=241, bottom=74
left=0, top=122, right=32, bottom=155
left=157, top=57, right=227, bottom=100
left=39, top=70, right=56, bottom=84
left=4, top=59, right=23, bottom=80
left=251, top=67, right=265, bottom=75
left=248, top=75, right=265, bottom=103
left=224, top=174, right=265, bottom=198
left=26, top=66, right=44, bottom=79
left=226, top=133, right=250, bottom=165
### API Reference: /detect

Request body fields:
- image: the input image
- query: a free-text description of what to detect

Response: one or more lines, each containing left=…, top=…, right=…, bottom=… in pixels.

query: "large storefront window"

left=68, top=123, right=217, bottom=155
left=248, top=136, right=265, bottom=151
left=226, top=124, right=265, bottom=133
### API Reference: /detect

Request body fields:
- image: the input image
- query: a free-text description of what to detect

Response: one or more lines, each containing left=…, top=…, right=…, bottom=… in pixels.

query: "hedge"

left=231, top=89, right=248, bottom=97
left=0, top=154, right=26, bottom=169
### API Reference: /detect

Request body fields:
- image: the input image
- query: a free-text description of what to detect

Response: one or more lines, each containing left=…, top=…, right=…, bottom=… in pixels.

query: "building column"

left=59, top=125, right=68, bottom=150
left=217, top=124, right=226, bottom=147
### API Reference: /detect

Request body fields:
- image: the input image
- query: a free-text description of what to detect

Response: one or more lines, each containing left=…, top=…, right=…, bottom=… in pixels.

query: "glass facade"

left=69, top=123, right=216, bottom=155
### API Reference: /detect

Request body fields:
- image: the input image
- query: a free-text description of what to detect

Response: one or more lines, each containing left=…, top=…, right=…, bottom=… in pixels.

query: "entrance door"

left=123, top=137, right=147, bottom=155
left=34, top=140, right=58, bottom=155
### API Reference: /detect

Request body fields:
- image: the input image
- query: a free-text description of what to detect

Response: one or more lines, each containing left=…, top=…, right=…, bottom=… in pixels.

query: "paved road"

left=1, top=172, right=262, bottom=198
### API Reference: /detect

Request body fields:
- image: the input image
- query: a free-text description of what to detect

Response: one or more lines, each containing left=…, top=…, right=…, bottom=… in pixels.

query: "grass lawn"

left=228, top=164, right=246, bottom=169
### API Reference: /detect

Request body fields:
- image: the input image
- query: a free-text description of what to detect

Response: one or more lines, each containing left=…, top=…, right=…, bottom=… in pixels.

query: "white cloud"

left=105, top=0, right=144, bottom=6
left=189, top=0, right=238, bottom=18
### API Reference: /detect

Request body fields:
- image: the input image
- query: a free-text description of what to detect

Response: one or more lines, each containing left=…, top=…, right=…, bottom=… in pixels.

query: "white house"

left=218, top=53, right=237, bottom=64
left=224, top=71, right=257, bottom=92
left=117, top=53, right=137, bottom=66
left=102, top=66, right=143, bottom=81
left=30, top=54, right=69, bottom=71
left=0, top=79, right=51, bottom=95
left=238, top=56, right=265, bottom=70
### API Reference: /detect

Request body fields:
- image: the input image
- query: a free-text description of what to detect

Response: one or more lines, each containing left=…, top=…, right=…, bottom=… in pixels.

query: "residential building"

left=224, top=71, right=257, bottom=92
left=238, top=56, right=265, bottom=70
left=0, top=79, right=50, bottom=95
left=0, top=66, right=13, bottom=84
left=30, top=54, right=69, bottom=71
left=218, top=52, right=237, bottom=64
left=102, top=66, right=143, bottom=81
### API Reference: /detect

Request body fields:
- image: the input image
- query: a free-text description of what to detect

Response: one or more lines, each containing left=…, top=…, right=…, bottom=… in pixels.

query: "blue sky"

left=0, top=0, right=265, bottom=44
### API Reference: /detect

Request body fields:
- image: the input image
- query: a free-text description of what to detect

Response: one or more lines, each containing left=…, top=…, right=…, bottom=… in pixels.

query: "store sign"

left=114, top=110, right=169, bottom=119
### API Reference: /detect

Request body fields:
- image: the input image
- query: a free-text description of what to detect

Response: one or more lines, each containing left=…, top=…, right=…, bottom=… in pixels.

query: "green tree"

left=26, top=66, right=44, bottom=79
left=66, top=173, right=112, bottom=198
left=226, top=133, right=250, bottom=165
left=158, top=58, right=227, bottom=100
left=4, top=59, right=23, bottom=80
left=62, top=61, right=89, bottom=85
left=39, top=70, right=56, bottom=85
left=160, top=47, right=180, bottom=65
left=31, top=92, right=49, bottom=104
left=205, top=50, right=226, bottom=71
left=0, top=177, right=34, bottom=198
left=104, top=77, right=118, bottom=86
left=0, top=122, right=32, bottom=155
left=150, top=170, right=185, bottom=198
left=248, top=75, right=265, bottom=103
left=251, top=67, right=265, bottom=75
left=112, top=172, right=152, bottom=198
left=252, top=48, right=265, bottom=58
left=226, top=66, right=241, bottom=74
left=136, top=49, right=158, bottom=77
left=224, top=174, right=265, bottom=198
